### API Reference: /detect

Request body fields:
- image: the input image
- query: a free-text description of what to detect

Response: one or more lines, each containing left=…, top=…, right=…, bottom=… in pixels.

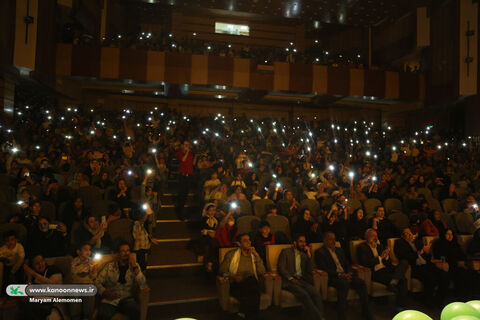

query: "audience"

left=0, top=105, right=479, bottom=318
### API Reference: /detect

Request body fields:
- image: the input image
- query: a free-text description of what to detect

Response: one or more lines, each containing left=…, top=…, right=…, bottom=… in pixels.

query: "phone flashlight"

left=372, top=176, right=377, bottom=181
left=230, top=202, right=238, bottom=209
left=146, top=169, right=152, bottom=175
left=127, top=170, right=133, bottom=176
left=17, top=200, right=24, bottom=206
left=276, top=182, right=281, bottom=188
left=328, top=165, right=334, bottom=171
left=142, top=203, right=148, bottom=210
left=94, top=253, right=102, bottom=260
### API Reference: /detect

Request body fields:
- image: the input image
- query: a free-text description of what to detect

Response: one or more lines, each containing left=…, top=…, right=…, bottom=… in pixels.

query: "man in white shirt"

left=0, top=231, right=25, bottom=284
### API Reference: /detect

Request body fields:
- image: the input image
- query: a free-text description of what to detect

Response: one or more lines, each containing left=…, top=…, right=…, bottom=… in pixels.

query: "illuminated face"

left=206, top=206, right=216, bottom=217
left=402, top=229, right=414, bottom=242
left=38, top=218, right=49, bottom=232
left=238, top=234, right=251, bottom=250
left=118, top=180, right=126, bottom=189
left=74, top=197, right=83, bottom=209
left=32, top=255, right=46, bottom=273
left=445, top=230, right=453, bottom=242
left=77, top=244, right=92, bottom=259
left=260, top=225, right=270, bottom=237
left=303, top=210, right=311, bottom=221
left=295, top=236, right=307, bottom=251
left=87, top=216, right=99, bottom=230
left=376, top=207, right=385, bottom=219
left=32, top=202, right=41, bottom=215
left=366, top=230, right=378, bottom=245
left=356, top=209, right=364, bottom=220
left=5, top=235, right=17, bottom=249
left=118, top=244, right=131, bottom=261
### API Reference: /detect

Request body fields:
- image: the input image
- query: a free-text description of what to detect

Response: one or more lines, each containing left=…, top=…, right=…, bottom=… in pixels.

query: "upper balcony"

left=56, top=44, right=424, bottom=103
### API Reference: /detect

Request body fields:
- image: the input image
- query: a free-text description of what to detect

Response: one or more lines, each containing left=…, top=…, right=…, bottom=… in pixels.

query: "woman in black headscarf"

left=433, top=228, right=480, bottom=297
left=347, top=208, right=368, bottom=241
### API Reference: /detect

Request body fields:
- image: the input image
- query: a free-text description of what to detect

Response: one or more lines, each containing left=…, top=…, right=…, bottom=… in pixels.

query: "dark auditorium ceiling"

left=126, top=0, right=430, bottom=26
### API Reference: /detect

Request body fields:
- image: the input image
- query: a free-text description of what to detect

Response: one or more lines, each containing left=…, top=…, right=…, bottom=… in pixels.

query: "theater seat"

left=349, top=240, right=394, bottom=298
left=265, top=244, right=302, bottom=307
left=310, top=242, right=362, bottom=301
left=217, top=247, right=273, bottom=312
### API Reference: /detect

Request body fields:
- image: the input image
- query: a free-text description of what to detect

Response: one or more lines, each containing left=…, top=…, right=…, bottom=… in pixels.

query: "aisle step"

left=148, top=240, right=197, bottom=266
left=154, top=220, right=193, bottom=239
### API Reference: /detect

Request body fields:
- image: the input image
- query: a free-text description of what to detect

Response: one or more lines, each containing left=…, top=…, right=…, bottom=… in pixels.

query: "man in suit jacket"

left=357, top=229, right=408, bottom=309
left=278, top=234, right=326, bottom=320
left=315, top=232, right=372, bottom=320
left=394, top=228, right=449, bottom=307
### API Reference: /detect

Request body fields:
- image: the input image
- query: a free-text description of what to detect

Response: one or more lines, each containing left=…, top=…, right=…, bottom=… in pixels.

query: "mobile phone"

left=61, top=155, right=68, bottom=161
left=49, top=224, right=58, bottom=230
left=101, top=216, right=106, bottom=224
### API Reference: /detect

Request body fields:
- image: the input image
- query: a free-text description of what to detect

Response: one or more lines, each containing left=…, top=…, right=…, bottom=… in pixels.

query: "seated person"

left=277, top=191, right=300, bottom=218
left=199, top=203, right=219, bottom=272
left=0, top=231, right=25, bottom=287
left=357, top=229, right=408, bottom=310
left=292, top=208, right=322, bottom=243
left=74, top=215, right=113, bottom=254
left=216, top=211, right=239, bottom=248
left=21, top=254, right=65, bottom=319
left=278, top=234, right=326, bottom=320
left=228, top=185, right=248, bottom=201
left=433, top=228, right=480, bottom=297
left=347, top=208, right=368, bottom=241
left=27, top=216, right=68, bottom=258
left=71, top=243, right=97, bottom=320
left=315, top=232, right=372, bottom=320
left=368, top=206, right=398, bottom=244
left=204, top=171, right=221, bottom=190
left=253, top=221, right=275, bottom=265
left=95, top=243, right=148, bottom=320
left=394, top=228, right=449, bottom=307
left=468, top=228, right=480, bottom=258
left=219, top=233, right=266, bottom=320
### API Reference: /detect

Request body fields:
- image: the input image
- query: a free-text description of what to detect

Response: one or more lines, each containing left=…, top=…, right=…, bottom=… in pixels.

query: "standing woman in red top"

left=176, top=141, right=196, bottom=220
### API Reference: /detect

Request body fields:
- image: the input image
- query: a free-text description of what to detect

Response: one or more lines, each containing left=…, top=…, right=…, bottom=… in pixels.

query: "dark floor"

left=149, top=295, right=448, bottom=320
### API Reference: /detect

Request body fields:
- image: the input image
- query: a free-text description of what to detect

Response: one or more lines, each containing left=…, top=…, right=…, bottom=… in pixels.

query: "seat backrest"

left=457, top=235, right=473, bottom=253
left=236, top=216, right=261, bottom=235
left=364, top=198, right=382, bottom=217
left=253, top=199, right=274, bottom=218
left=388, top=212, right=410, bottom=230
left=40, top=201, right=57, bottom=221
left=91, top=200, right=118, bottom=218
left=78, top=186, right=103, bottom=208
left=266, top=244, right=292, bottom=272
left=442, top=198, right=459, bottom=214
left=349, top=240, right=366, bottom=265
left=45, top=256, right=73, bottom=284
left=384, top=198, right=403, bottom=215
left=423, top=236, right=439, bottom=247
left=107, top=218, right=134, bottom=246
left=417, top=188, right=433, bottom=200
left=387, top=238, right=400, bottom=264
left=427, top=198, right=443, bottom=212
left=219, top=247, right=237, bottom=265
left=266, top=215, right=290, bottom=240
left=321, top=197, right=334, bottom=209
left=26, top=185, right=43, bottom=200
left=300, top=199, right=320, bottom=217
left=347, top=199, right=362, bottom=214
left=0, top=202, right=20, bottom=223
left=0, top=186, right=15, bottom=202
left=455, top=211, right=475, bottom=234
left=237, top=199, right=253, bottom=215
left=130, top=185, right=143, bottom=204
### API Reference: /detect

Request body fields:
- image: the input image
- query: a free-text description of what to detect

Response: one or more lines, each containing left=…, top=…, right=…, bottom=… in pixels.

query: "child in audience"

left=0, top=231, right=25, bottom=292
left=132, top=206, right=159, bottom=271
left=71, top=243, right=96, bottom=320
left=253, top=221, right=275, bottom=265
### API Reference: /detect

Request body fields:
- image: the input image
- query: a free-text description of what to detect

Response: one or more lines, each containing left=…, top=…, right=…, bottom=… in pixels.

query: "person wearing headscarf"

left=433, top=228, right=480, bottom=297
left=199, top=203, right=220, bottom=273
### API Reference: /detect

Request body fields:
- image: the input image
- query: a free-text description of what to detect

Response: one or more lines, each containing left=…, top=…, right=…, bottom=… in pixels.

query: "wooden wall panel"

left=100, top=47, right=119, bottom=79
left=146, top=51, right=165, bottom=82
left=207, top=56, right=233, bottom=86
left=191, top=54, right=208, bottom=85
left=233, top=58, right=250, bottom=88
left=349, top=69, right=365, bottom=96
left=165, top=52, right=191, bottom=84
left=56, top=44, right=72, bottom=76
left=72, top=46, right=100, bottom=77
left=327, top=67, right=349, bottom=96
left=385, top=72, right=400, bottom=99
left=250, top=63, right=273, bottom=91
left=119, top=48, right=147, bottom=81
left=13, top=0, right=38, bottom=70
left=312, top=65, right=328, bottom=94
left=274, top=62, right=290, bottom=91
left=290, top=63, right=312, bottom=93
left=399, top=72, right=419, bottom=100
left=364, top=70, right=385, bottom=98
